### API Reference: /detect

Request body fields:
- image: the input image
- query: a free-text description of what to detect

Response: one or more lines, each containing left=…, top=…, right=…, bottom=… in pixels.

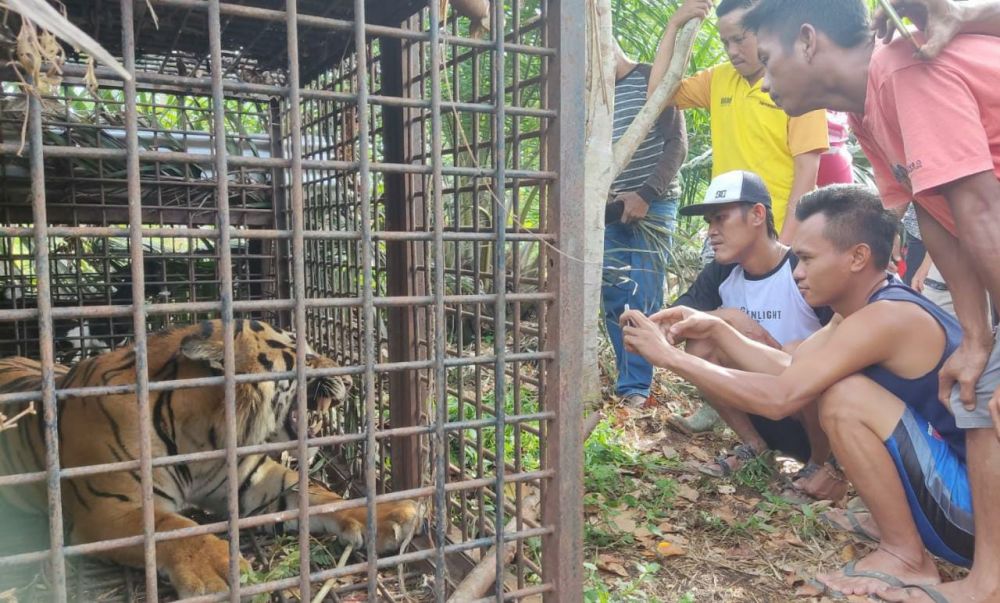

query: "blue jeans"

left=602, top=199, right=678, bottom=397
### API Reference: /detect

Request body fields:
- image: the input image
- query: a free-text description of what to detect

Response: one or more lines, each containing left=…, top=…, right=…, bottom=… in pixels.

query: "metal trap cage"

left=0, top=0, right=585, bottom=601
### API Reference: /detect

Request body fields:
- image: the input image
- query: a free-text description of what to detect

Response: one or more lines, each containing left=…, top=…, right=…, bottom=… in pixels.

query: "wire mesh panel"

left=0, top=0, right=584, bottom=601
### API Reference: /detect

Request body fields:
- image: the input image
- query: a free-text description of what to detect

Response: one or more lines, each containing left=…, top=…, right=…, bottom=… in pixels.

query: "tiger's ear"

left=180, top=335, right=225, bottom=370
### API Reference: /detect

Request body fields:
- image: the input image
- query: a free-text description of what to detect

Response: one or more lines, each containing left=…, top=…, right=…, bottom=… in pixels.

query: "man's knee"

left=818, top=375, right=870, bottom=431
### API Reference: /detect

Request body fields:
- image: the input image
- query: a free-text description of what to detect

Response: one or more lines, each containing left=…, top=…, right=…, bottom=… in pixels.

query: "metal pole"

left=490, top=0, right=508, bottom=598
left=541, top=0, right=586, bottom=599
left=351, top=0, right=381, bottom=597
left=285, top=0, right=314, bottom=599
left=429, top=0, right=449, bottom=600
left=207, top=0, right=242, bottom=599
left=27, top=81, right=67, bottom=603
left=120, top=0, right=160, bottom=597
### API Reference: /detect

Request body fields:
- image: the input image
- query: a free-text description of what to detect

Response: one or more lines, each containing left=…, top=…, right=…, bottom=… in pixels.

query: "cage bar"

left=0, top=0, right=584, bottom=600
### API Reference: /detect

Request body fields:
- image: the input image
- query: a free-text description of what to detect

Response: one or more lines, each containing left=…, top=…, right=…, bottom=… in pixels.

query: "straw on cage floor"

left=0, top=505, right=437, bottom=603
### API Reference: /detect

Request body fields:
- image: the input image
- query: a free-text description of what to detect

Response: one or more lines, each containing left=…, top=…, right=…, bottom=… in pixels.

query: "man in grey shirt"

left=603, top=40, right=687, bottom=407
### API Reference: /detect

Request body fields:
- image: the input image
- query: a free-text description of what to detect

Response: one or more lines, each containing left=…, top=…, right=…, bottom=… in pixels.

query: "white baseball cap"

left=678, top=170, right=772, bottom=216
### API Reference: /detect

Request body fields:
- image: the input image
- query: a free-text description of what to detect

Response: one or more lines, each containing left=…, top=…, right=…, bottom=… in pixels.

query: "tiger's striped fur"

left=0, top=319, right=418, bottom=598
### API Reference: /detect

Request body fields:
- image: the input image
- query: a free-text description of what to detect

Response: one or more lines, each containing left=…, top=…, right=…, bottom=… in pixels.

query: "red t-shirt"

left=849, top=34, right=1000, bottom=236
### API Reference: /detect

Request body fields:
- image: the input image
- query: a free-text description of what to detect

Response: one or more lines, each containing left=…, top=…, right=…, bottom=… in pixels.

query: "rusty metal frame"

left=0, top=0, right=584, bottom=600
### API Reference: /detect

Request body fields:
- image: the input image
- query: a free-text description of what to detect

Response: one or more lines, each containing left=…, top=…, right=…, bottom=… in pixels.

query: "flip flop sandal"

left=841, top=559, right=907, bottom=589
left=883, top=584, right=950, bottom=603
left=698, top=443, right=759, bottom=478
left=802, top=578, right=848, bottom=601
left=818, top=508, right=880, bottom=543
left=806, top=560, right=910, bottom=600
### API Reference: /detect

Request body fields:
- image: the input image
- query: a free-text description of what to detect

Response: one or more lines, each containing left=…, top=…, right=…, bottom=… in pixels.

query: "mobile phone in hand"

left=623, top=303, right=635, bottom=327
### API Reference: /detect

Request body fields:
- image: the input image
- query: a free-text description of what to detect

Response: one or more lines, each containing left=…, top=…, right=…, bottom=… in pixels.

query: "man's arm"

left=637, top=105, right=688, bottom=204
left=778, top=151, right=821, bottom=244
left=624, top=304, right=906, bottom=420
left=647, top=0, right=713, bottom=96
left=913, top=203, right=992, bottom=405
left=645, top=306, right=791, bottom=372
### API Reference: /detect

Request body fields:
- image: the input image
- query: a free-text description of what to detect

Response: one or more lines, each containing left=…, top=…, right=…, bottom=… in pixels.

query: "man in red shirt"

left=742, top=0, right=1000, bottom=600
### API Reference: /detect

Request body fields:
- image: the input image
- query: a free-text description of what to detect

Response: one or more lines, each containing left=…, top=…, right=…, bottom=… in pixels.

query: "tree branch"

left=610, top=19, right=702, bottom=179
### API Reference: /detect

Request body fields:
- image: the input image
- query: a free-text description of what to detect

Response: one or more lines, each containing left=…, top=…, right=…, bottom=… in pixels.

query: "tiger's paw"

left=162, top=535, right=249, bottom=598
left=328, top=500, right=420, bottom=553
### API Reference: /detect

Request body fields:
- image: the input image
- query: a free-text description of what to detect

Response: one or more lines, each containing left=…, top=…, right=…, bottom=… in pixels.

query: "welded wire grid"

left=0, top=0, right=584, bottom=601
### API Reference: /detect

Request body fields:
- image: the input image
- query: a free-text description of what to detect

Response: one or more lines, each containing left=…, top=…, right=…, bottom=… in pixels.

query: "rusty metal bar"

left=0, top=225, right=555, bottom=243
left=428, top=0, right=449, bottom=599
left=206, top=0, right=243, bottom=598
left=27, top=82, right=67, bottom=603
left=541, top=0, right=586, bottom=599
left=0, top=470, right=553, bottom=567
left=0, top=350, right=556, bottom=409
left=0, top=419, right=551, bottom=499
left=0, top=410, right=554, bottom=490
left=467, top=584, right=555, bottom=603
left=178, top=526, right=553, bottom=603
left=490, top=1, right=509, bottom=598
left=283, top=0, right=313, bottom=598
left=146, top=0, right=555, bottom=56
left=120, top=0, right=160, bottom=596
left=350, top=0, right=380, bottom=596
left=0, top=291, right=553, bottom=323
left=0, top=143, right=557, bottom=179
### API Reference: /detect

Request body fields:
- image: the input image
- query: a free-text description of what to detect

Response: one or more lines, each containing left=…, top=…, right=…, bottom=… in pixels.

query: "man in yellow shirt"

left=651, top=0, right=829, bottom=432
left=651, top=0, right=829, bottom=242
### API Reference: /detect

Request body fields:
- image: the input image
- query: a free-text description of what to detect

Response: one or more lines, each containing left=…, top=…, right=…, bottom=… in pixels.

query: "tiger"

left=0, top=319, right=419, bottom=598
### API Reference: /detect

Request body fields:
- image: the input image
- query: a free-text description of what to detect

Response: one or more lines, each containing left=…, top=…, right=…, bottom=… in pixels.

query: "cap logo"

left=715, top=189, right=728, bottom=199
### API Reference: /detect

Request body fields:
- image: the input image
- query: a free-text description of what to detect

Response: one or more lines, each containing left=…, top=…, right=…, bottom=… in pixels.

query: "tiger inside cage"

left=0, top=0, right=581, bottom=601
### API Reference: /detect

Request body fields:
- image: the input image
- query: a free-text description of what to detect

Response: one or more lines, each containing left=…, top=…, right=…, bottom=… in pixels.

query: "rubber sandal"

left=698, top=443, right=760, bottom=478
left=882, top=584, right=950, bottom=603
left=841, top=559, right=907, bottom=589
left=819, top=508, right=879, bottom=543
left=805, top=560, right=912, bottom=600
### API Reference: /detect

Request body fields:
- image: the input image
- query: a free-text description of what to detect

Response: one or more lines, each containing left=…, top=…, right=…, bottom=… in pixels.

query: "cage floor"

left=0, top=502, right=437, bottom=602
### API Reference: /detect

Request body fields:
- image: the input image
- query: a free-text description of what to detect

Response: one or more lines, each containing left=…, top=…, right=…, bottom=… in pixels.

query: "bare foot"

left=817, top=547, right=940, bottom=597
left=881, top=577, right=1000, bottom=602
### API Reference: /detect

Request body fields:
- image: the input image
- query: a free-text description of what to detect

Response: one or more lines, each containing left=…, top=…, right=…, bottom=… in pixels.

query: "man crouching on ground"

left=668, top=170, right=842, bottom=503
left=623, top=185, right=972, bottom=598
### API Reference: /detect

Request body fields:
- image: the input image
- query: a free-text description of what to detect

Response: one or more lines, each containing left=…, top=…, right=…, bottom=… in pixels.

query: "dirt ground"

left=585, top=369, right=967, bottom=603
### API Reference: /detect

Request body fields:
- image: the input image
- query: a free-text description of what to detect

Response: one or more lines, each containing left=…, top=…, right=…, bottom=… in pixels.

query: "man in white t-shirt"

left=668, top=171, right=843, bottom=501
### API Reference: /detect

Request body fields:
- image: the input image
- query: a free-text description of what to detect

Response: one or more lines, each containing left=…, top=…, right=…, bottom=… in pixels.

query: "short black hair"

left=795, top=185, right=898, bottom=269
left=737, top=203, right=778, bottom=240
left=742, top=0, right=871, bottom=49
left=717, top=0, right=755, bottom=19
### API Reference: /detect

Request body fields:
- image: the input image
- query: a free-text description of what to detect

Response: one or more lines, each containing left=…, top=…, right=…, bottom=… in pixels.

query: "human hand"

left=617, top=191, right=649, bottom=224
left=621, top=309, right=679, bottom=366
left=911, top=260, right=931, bottom=293
left=873, top=0, right=963, bottom=59
left=939, top=337, right=991, bottom=411
left=647, top=306, right=724, bottom=345
left=671, top=0, right=713, bottom=29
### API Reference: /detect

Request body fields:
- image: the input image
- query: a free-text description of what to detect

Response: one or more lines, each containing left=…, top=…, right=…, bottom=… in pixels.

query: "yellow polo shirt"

left=675, top=63, right=829, bottom=231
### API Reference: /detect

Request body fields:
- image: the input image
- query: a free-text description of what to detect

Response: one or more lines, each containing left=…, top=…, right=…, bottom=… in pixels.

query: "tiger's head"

left=176, top=319, right=352, bottom=445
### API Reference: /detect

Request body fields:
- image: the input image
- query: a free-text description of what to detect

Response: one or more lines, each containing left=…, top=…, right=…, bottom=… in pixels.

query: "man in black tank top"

left=623, top=186, right=973, bottom=598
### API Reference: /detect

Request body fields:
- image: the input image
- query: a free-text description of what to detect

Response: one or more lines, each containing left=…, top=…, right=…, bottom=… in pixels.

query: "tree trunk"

left=581, top=0, right=616, bottom=410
